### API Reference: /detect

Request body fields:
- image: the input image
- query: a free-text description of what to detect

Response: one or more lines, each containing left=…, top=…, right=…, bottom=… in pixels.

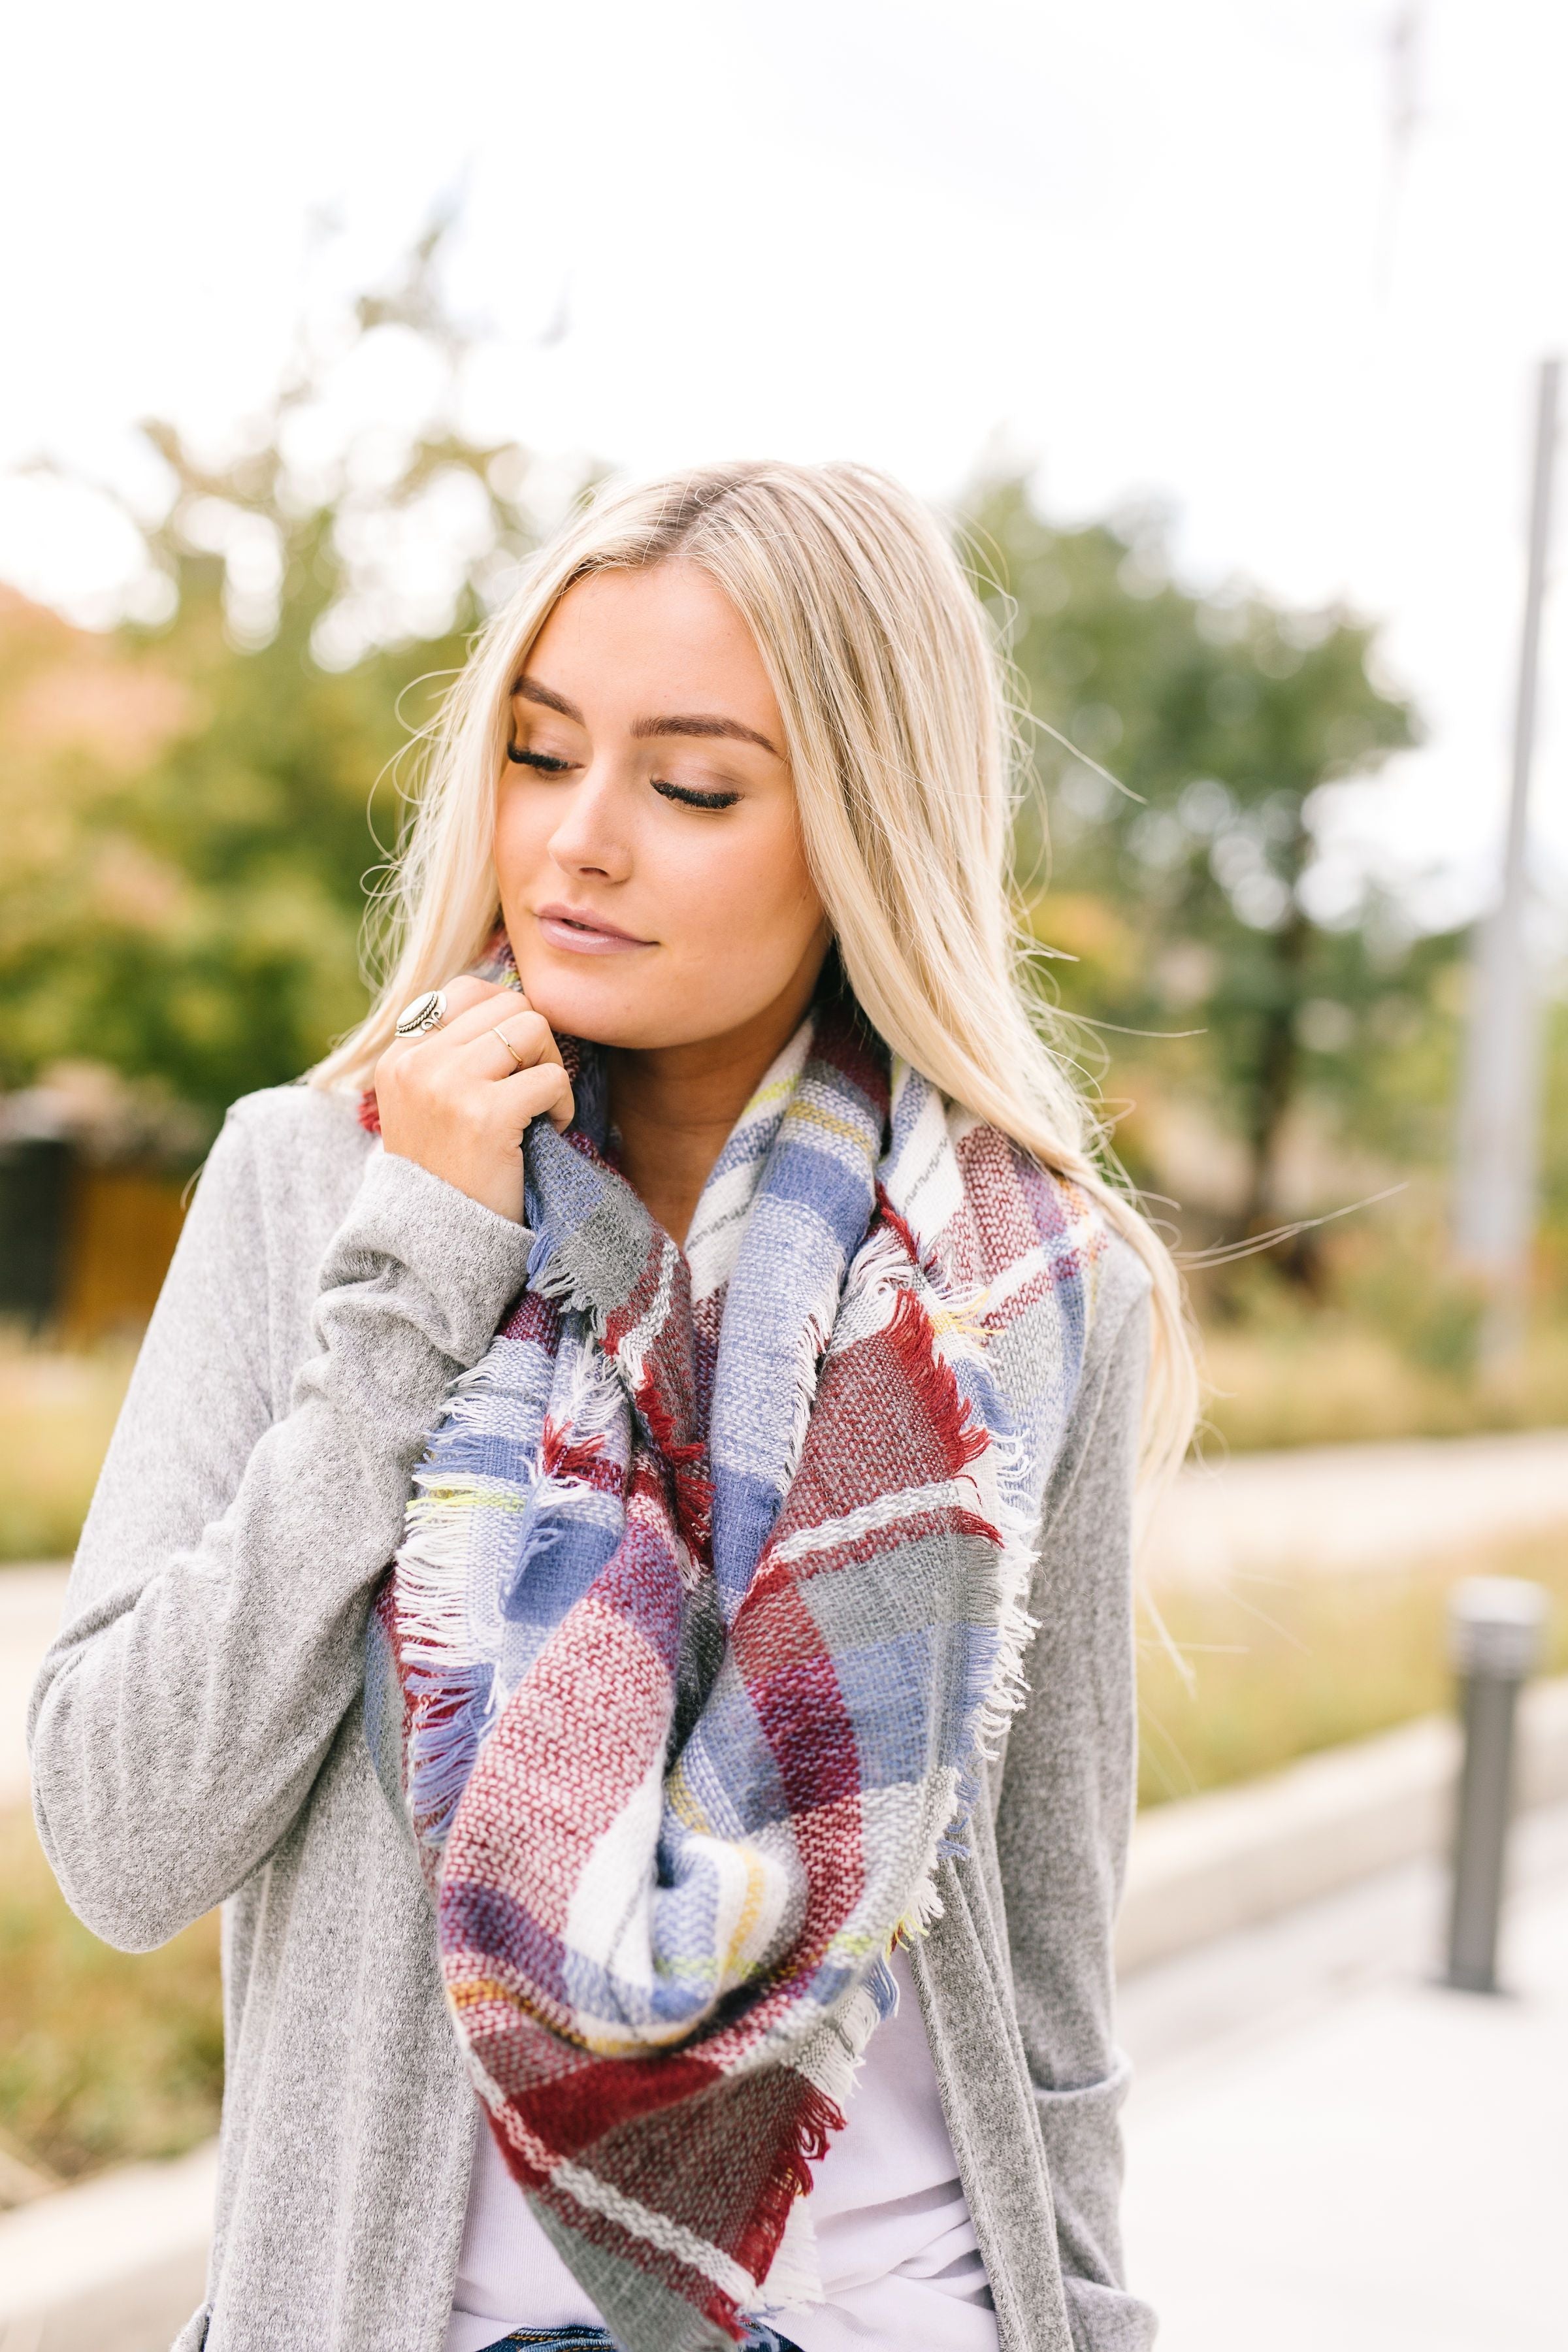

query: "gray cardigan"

left=27, top=1082, right=1156, bottom=2352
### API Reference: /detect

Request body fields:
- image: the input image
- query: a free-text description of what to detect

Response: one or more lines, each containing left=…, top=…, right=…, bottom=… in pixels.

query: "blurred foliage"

left=1137, top=1527, right=1568, bottom=1808
left=0, top=1332, right=139, bottom=1561
left=1, top=227, right=1435, bottom=1196
left=0, top=1808, right=222, bottom=2179
left=0, top=225, right=550, bottom=1130
left=968, top=478, right=1429, bottom=1237
left=1198, top=1271, right=1568, bottom=1449
left=3, top=220, right=1560, bottom=1386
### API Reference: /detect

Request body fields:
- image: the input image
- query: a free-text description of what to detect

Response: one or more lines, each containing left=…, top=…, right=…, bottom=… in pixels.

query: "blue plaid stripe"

left=370, top=975, right=1105, bottom=2352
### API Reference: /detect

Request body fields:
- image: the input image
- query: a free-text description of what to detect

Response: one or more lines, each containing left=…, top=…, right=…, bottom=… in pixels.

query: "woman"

left=29, top=462, right=1192, bottom=2352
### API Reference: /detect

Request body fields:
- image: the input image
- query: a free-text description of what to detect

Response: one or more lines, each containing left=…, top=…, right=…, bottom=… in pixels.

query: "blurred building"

left=0, top=1064, right=197, bottom=1336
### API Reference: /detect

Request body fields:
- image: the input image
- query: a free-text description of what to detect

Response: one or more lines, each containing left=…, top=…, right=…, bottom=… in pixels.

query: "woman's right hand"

left=372, top=976, right=574, bottom=1224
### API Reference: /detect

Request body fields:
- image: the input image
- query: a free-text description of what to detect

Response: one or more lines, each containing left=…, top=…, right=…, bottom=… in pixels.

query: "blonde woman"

left=29, top=463, right=1192, bottom=2352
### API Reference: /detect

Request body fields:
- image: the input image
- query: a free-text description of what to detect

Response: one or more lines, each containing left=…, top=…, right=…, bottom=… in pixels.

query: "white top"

left=444, top=1946, right=998, bottom=2352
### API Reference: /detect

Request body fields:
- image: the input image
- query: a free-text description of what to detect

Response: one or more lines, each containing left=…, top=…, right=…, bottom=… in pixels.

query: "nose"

left=546, top=760, right=632, bottom=884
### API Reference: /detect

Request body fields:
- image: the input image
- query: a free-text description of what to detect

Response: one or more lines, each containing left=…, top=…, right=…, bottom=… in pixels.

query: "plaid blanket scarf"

left=365, top=986, right=1105, bottom=2352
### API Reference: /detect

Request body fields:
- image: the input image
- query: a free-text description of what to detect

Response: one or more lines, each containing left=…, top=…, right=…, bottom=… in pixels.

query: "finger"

left=417, top=976, right=521, bottom=1045
left=463, top=1008, right=566, bottom=1081
left=380, top=975, right=518, bottom=1065
left=427, top=976, right=529, bottom=1046
left=501, top=1060, right=576, bottom=1134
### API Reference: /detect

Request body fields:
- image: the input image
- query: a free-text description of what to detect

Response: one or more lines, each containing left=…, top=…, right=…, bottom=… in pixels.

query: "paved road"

left=5, top=1801, right=1561, bottom=2347
left=1145, top=1424, right=1568, bottom=1584
left=10, top=1422, right=1568, bottom=1795
left=1119, top=1803, right=1568, bottom=2350
left=6, top=1544, right=1563, bottom=2347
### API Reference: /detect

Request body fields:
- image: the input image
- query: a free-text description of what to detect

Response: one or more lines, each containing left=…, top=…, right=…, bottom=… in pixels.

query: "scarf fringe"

left=970, top=1477, right=1045, bottom=1762
left=539, top=1335, right=632, bottom=1462
left=749, top=2185, right=820, bottom=2317
left=845, top=1211, right=1045, bottom=1784
left=745, top=1960, right=899, bottom=2315
left=743, top=2078, right=843, bottom=2309
left=781, top=1305, right=831, bottom=1492
left=395, top=1475, right=505, bottom=1667
left=370, top=1009, right=1104, bottom=2352
left=389, top=1335, right=634, bottom=1846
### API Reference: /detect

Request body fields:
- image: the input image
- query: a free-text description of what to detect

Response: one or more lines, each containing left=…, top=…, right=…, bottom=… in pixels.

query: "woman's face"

left=493, top=561, right=828, bottom=1051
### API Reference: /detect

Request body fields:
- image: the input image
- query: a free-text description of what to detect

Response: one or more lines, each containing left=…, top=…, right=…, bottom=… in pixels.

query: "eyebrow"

left=514, top=676, right=584, bottom=723
left=514, top=675, right=779, bottom=760
left=630, top=712, right=781, bottom=758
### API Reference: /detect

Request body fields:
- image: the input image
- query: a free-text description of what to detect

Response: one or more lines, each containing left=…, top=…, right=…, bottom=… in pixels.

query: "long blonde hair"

left=313, top=461, right=1197, bottom=1479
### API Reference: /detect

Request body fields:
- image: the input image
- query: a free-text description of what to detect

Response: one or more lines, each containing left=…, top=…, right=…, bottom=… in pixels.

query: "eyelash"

left=653, top=779, right=740, bottom=811
left=506, top=745, right=571, bottom=774
left=506, top=742, right=738, bottom=811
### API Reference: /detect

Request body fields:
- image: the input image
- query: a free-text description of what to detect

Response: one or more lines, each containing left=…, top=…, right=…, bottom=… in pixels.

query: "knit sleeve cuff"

left=319, top=1146, right=535, bottom=1367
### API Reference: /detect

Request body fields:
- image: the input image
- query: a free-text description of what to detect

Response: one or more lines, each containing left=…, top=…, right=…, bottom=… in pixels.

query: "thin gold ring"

left=493, top=1025, right=528, bottom=1071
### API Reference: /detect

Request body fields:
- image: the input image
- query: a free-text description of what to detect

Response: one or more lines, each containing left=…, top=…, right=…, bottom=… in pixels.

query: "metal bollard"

left=1445, top=1577, right=1548, bottom=1993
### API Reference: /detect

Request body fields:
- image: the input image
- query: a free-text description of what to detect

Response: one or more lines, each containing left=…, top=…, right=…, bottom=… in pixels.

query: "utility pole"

left=1454, top=357, right=1561, bottom=1369
left=1377, top=5, right=1423, bottom=301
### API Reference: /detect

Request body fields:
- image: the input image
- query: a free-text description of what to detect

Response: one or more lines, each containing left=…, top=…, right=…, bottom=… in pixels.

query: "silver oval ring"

left=394, top=988, right=448, bottom=1039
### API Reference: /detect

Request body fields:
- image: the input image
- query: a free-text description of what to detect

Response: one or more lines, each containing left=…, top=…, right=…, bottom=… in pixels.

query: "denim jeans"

left=476, top=2328, right=804, bottom=2351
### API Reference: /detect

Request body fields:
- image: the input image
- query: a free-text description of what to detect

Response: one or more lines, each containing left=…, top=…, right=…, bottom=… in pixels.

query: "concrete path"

left=1117, top=1676, right=1568, bottom=1972
left=5, top=1808, right=1561, bottom=2350
left=5, top=1560, right=1563, bottom=2352
left=1145, top=1424, right=1568, bottom=1584
left=1119, top=1803, right=1568, bottom=2351
left=0, top=2139, right=216, bottom=2352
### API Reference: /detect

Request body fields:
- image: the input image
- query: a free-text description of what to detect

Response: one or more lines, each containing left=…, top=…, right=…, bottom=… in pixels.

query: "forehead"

left=523, top=563, right=781, bottom=728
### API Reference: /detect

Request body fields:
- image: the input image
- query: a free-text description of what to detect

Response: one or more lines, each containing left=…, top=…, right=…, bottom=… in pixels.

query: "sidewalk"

left=7, top=1819, right=1560, bottom=2349
left=5, top=1543, right=1565, bottom=2347
left=1119, top=1803, right=1568, bottom=2351
left=0, top=2141, right=216, bottom=2352
left=1145, top=1424, right=1568, bottom=1583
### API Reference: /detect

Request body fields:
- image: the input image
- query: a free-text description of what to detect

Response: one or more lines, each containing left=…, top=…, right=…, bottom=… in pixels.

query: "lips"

left=532, top=902, right=655, bottom=956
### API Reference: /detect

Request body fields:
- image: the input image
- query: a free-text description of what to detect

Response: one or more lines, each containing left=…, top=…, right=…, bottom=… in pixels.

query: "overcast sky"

left=4, top=0, right=1567, bottom=926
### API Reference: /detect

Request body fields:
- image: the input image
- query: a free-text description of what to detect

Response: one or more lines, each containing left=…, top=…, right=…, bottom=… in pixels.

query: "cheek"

left=674, top=823, right=819, bottom=962
left=493, top=789, right=551, bottom=889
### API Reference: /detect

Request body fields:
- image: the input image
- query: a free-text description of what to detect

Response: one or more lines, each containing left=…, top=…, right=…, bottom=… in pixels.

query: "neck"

left=606, top=964, right=826, bottom=1247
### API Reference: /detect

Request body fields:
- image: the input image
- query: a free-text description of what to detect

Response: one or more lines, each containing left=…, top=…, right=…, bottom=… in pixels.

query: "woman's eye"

left=652, top=779, right=740, bottom=811
left=506, top=743, right=573, bottom=774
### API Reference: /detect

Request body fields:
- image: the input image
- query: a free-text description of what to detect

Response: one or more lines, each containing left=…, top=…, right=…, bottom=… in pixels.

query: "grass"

left=5, top=1537, right=1564, bottom=2188
left=10, top=1269, right=1568, bottom=1573
left=4, top=1295, right=1568, bottom=2182
left=1192, top=1220, right=1568, bottom=1452
left=1200, top=1320, right=1568, bottom=1454
left=10, top=1307, right=1568, bottom=1572
left=1136, top=1526, right=1568, bottom=1808
left=0, top=1332, right=136, bottom=1561
left=0, top=1808, right=222, bottom=2185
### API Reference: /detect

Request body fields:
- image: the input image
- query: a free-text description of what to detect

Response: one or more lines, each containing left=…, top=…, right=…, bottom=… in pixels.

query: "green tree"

left=968, top=477, right=1427, bottom=1233
left=4, top=297, right=1434, bottom=1218
left=0, top=223, right=553, bottom=1130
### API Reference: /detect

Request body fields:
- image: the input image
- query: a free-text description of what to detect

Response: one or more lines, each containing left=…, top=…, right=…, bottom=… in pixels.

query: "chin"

left=515, top=960, right=668, bottom=1051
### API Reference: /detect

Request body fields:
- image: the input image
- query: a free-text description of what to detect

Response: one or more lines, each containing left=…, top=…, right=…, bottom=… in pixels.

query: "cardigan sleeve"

left=993, top=1250, right=1156, bottom=2352
left=27, top=1091, right=534, bottom=1953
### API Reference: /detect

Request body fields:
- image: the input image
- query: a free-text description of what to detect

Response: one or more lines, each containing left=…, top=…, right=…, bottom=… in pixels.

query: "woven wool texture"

left=364, top=984, right=1105, bottom=2352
